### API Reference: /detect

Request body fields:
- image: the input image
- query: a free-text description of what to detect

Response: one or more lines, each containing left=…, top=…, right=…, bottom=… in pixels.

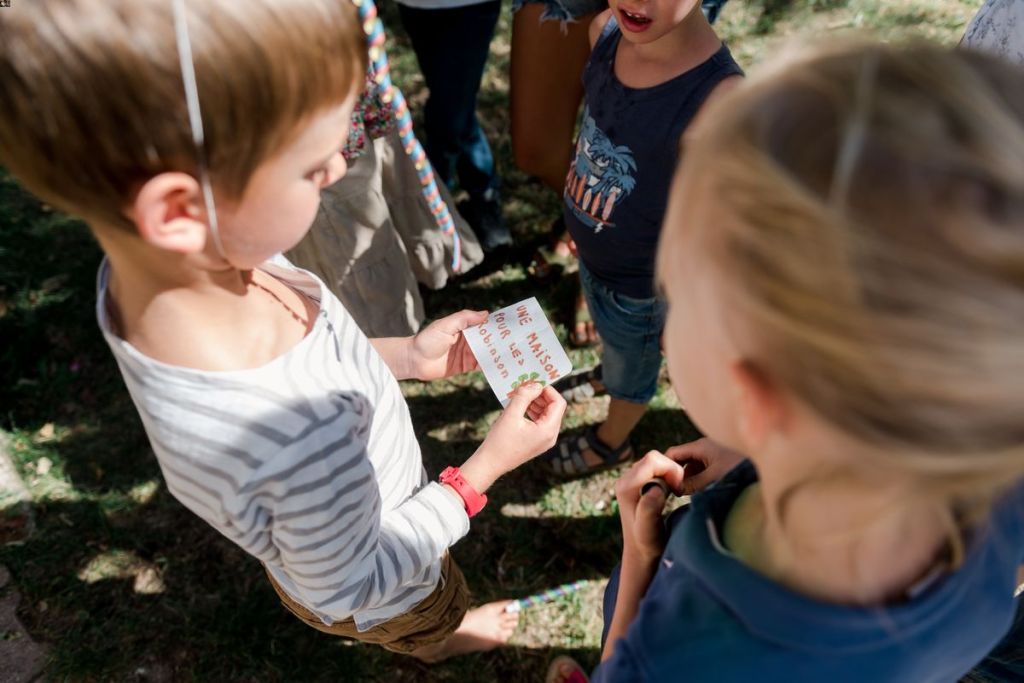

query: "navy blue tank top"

left=563, top=18, right=743, bottom=298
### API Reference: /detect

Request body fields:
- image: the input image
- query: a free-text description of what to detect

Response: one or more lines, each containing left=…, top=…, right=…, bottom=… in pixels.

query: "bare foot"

left=578, top=434, right=632, bottom=470
left=552, top=231, right=574, bottom=259
left=572, top=291, right=599, bottom=347
left=410, top=600, right=519, bottom=663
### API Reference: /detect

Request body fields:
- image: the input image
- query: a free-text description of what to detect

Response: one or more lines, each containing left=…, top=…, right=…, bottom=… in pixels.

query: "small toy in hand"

left=640, top=459, right=706, bottom=497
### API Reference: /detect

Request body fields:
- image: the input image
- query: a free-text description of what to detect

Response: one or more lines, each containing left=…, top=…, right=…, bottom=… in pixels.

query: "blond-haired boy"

left=0, top=0, right=565, bottom=660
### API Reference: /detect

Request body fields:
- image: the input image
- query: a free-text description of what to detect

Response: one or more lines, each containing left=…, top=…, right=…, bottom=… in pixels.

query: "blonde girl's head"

left=658, top=42, right=1024, bottom=531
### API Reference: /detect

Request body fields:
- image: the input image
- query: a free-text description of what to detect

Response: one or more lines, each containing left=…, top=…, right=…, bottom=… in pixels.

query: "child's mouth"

left=619, top=8, right=653, bottom=31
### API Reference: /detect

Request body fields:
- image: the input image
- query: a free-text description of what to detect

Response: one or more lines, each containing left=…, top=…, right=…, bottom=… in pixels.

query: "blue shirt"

left=563, top=17, right=742, bottom=299
left=593, top=461, right=1024, bottom=682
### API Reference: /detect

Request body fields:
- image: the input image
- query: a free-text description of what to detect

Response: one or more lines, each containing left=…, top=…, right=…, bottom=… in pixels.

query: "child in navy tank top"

left=542, top=0, right=742, bottom=477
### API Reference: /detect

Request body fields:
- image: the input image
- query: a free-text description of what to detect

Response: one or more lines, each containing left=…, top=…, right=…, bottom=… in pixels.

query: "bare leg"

left=510, top=5, right=596, bottom=192
left=409, top=600, right=519, bottom=663
left=573, top=289, right=599, bottom=346
left=580, top=398, right=647, bottom=468
left=510, top=8, right=599, bottom=341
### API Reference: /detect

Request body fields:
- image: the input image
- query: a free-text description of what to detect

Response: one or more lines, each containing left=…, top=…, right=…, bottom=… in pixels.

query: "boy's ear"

left=129, top=173, right=208, bottom=254
left=729, top=360, right=785, bottom=450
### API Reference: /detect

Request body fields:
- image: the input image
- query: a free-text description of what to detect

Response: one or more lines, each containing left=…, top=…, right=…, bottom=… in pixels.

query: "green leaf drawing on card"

left=507, top=372, right=547, bottom=398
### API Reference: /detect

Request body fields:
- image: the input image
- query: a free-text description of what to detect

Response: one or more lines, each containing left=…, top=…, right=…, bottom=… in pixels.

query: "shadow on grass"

left=1, top=364, right=630, bottom=680
left=3, top=489, right=604, bottom=681
left=420, top=241, right=577, bottom=317
left=1, top=365, right=619, bottom=681
left=0, top=175, right=110, bottom=432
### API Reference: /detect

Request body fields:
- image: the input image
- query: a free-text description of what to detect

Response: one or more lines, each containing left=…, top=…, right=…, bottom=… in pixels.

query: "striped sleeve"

left=259, top=395, right=470, bottom=620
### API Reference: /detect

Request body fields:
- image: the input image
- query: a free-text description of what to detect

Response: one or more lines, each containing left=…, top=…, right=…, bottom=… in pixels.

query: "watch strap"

left=439, top=466, right=487, bottom=518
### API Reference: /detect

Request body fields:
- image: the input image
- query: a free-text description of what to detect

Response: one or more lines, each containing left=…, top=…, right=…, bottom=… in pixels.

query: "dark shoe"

left=459, top=191, right=512, bottom=253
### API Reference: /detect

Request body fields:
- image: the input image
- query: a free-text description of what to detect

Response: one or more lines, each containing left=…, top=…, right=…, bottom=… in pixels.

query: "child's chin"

left=620, top=26, right=660, bottom=43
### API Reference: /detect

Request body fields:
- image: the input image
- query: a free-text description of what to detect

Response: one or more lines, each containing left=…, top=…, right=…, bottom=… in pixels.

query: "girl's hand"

left=614, top=451, right=688, bottom=565
left=665, top=438, right=747, bottom=495
left=408, top=310, right=488, bottom=380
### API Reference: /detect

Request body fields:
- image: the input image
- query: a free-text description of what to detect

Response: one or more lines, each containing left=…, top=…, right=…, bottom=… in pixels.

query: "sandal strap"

left=551, top=437, right=589, bottom=475
left=543, top=424, right=632, bottom=476
left=582, top=426, right=631, bottom=466
left=556, top=366, right=602, bottom=403
left=558, top=365, right=602, bottom=389
left=561, top=382, right=596, bottom=403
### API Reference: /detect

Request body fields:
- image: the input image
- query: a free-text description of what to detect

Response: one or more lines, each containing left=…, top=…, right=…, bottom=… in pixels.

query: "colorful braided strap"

left=503, top=580, right=592, bottom=613
left=352, top=0, right=462, bottom=273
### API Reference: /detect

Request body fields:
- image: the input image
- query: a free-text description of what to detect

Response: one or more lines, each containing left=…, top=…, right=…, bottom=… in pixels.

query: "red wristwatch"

left=439, top=466, right=487, bottom=518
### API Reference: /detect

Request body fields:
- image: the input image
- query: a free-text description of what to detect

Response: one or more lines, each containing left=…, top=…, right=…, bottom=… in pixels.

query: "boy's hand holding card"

left=463, top=297, right=574, bottom=406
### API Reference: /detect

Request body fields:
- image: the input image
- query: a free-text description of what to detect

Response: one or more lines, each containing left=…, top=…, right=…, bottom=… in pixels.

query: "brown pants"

left=266, top=553, right=470, bottom=654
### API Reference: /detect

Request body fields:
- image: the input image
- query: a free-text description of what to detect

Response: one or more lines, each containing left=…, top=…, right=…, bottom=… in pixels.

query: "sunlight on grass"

left=77, top=549, right=166, bottom=594
left=462, top=263, right=529, bottom=291
left=718, top=0, right=975, bottom=66
left=10, top=432, right=79, bottom=503
left=8, top=429, right=163, bottom=524
left=127, top=480, right=160, bottom=506
left=511, top=580, right=607, bottom=650
left=502, top=472, right=619, bottom=520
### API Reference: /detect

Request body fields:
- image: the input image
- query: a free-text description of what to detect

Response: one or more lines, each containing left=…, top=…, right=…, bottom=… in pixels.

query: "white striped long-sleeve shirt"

left=96, top=259, right=470, bottom=631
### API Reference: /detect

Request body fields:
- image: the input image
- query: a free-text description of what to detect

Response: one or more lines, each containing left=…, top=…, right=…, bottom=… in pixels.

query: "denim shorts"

left=511, top=0, right=606, bottom=24
left=578, top=262, right=666, bottom=404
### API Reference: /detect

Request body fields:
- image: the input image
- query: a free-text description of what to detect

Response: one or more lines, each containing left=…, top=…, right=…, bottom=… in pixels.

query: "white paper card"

left=463, top=297, right=574, bottom=406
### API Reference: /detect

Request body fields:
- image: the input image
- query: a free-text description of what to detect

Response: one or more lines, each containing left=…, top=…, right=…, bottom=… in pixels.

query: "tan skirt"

left=287, top=131, right=484, bottom=338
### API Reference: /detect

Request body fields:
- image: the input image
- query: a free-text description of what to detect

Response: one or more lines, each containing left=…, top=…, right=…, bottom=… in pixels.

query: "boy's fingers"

left=531, top=391, right=552, bottom=411
left=526, top=400, right=544, bottom=419
left=442, top=309, right=489, bottom=334
left=505, top=382, right=546, bottom=416
left=532, top=387, right=566, bottom=427
left=459, top=345, right=480, bottom=370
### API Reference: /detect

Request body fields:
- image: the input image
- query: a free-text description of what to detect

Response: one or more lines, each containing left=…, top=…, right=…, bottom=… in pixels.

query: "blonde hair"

left=667, top=42, right=1024, bottom=541
left=0, top=0, right=367, bottom=230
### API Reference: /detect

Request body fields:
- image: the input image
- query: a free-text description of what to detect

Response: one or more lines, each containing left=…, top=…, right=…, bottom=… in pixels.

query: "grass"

left=0, top=0, right=976, bottom=680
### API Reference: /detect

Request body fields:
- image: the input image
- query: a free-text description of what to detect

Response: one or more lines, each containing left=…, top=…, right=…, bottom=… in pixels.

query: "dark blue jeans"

left=397, top=1, right=500, bottom=201
left=965, top=597, right=1024, bottom=682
